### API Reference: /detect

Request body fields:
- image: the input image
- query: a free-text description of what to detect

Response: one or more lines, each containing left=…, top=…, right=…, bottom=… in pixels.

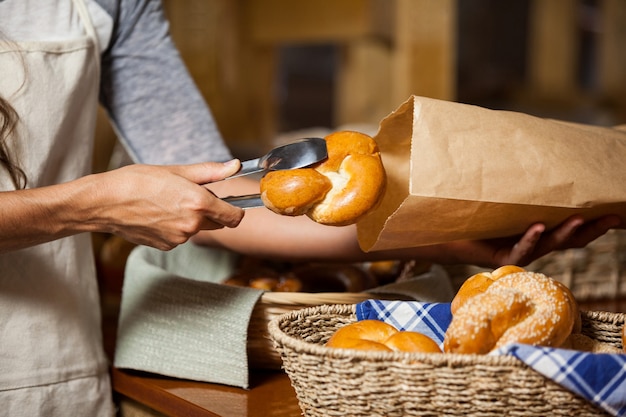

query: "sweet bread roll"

left=367, top=260, right=402, bottom=285
left=248, top=277, right=279, bottom=291
left=259, top=169, right=331, bottom=217
left=223, top=262, right=304, bottom=292
left=384, top=331, right=442, bottom=353
left=326, top=320, right=441, bottom=353
left=223, top=257, right=375, bottom=293
left=450, top=272, right=495, bottom=316
left=326, top=320, right=397, bottom=351
left=444, top=272, right=576, bottom=354
left=225, top=274, right=304, bottom=292
left=450, top=265, right=525, bottom=315
left=273, top=275, right=303, bottom=292
left=260, top=131, right=386, bottom=226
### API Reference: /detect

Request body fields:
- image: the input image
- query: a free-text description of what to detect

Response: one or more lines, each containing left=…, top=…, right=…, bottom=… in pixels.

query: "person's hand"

left=92, top=159, right=245, bottom=250
left=481, top=214, right=622, bottom=267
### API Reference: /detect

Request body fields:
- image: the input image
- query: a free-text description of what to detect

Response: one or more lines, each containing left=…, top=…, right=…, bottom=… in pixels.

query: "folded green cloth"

left=114, top=243, right=456, bottom=388
left=114, top=242, right=263, bottom=388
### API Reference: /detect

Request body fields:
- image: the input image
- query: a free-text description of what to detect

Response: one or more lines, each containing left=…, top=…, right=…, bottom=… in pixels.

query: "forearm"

left=193, top=211, right=363, bottom=262
left=192, top=205, right=491, bottom=265
left=0, top=161, right=245, bottom=254
left=0, top=177, right=101, bottom=252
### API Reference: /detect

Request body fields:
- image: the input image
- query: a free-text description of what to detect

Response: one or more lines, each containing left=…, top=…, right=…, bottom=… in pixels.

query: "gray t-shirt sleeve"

left=97, top=0, right=232, bottom=165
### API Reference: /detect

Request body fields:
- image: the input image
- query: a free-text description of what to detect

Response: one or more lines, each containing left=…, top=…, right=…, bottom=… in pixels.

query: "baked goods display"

left=366, top=260, right=403, bottom=285
left=225, top=273, right=304, bottom=292
left=269, top=263, right=625, bottom=417
left=260, top=130, right=386, bottom=226
left=223, top=257, right=301, bottom=292
left=222, top=257, right=378, bottom=293
left=325, top=320, right=441, bottom=353
left=323, top=266, right=620, bottom=356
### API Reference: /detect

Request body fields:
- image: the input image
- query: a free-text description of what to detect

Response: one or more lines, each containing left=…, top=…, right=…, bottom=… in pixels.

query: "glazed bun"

left=326, top=320, right=441, bottom=353
left=326, top=320, right=397, bottom=351
left=384, top=331, right=442, bottom=353
left=260, top=131, right=386, bottom=226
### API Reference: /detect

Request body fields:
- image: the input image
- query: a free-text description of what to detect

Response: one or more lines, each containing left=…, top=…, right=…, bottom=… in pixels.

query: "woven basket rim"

left=259, top=291, right=378, bottom=306
left=268, top=304, right=626, bottom=366
left=582, top=309, right=626, bottom=325
left=268, top=304, right=513, bottom=366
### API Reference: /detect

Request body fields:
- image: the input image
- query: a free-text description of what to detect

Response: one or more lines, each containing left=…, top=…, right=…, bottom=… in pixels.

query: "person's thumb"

left=170, top=159, right=241, bottom=184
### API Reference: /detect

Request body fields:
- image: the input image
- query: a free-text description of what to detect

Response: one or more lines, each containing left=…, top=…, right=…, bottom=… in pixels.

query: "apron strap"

left=72, top=0, right=100, bottom=57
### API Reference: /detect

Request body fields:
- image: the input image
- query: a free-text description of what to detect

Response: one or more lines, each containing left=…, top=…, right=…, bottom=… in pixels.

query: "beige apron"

left=0, top=1, right=114, bottom=415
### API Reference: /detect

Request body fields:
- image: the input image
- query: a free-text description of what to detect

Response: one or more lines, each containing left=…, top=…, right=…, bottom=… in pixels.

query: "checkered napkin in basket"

left=356, top=300, right=626, bottom=417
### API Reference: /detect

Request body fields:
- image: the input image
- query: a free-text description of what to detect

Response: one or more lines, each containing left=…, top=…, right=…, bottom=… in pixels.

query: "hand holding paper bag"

left=358, top=96, right=626, bottom=252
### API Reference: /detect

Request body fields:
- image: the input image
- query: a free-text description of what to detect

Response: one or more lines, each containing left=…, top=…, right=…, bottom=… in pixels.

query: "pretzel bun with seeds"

left=260, top=131, right=386, bottom=226
left=444, top=271, right=577, bottom=354
left=450, top=265, right=526, bottom=315
left=451, top=265, right=581, bottom=334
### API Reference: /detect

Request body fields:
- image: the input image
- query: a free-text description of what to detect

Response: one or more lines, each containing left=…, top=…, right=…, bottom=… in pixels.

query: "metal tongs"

left=220, top=137, right=328, bottom=208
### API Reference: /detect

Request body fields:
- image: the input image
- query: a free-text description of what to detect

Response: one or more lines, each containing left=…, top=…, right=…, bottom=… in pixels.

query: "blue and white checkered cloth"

left=356, top=300, right=626, bottom=417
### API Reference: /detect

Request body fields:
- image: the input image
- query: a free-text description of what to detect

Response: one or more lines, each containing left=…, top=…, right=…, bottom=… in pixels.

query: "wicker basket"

left=268, top=304, right=625, bottom=417
left=248, top=292, right=406, bottom=369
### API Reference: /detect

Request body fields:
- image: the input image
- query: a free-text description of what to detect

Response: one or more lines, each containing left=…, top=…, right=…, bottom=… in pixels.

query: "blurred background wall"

left=94, top=0, right=626, bottom=169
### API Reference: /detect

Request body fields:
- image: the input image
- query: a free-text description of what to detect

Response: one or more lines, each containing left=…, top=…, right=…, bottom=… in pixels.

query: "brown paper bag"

left=357, top=95, right=626, bottom=252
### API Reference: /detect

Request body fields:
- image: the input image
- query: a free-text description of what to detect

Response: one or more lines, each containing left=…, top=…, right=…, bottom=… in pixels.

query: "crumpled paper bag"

left=358, top=95, right=626, bottom=251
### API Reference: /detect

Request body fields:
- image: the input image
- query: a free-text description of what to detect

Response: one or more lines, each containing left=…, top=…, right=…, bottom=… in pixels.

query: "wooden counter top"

left=112, top=367, right=301, bottom=417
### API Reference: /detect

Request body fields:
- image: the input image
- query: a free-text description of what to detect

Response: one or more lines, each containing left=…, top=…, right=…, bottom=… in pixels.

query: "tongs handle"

left=224, top=159, right=263, bottom=180
left=221, top=194, right=264, bottom=209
